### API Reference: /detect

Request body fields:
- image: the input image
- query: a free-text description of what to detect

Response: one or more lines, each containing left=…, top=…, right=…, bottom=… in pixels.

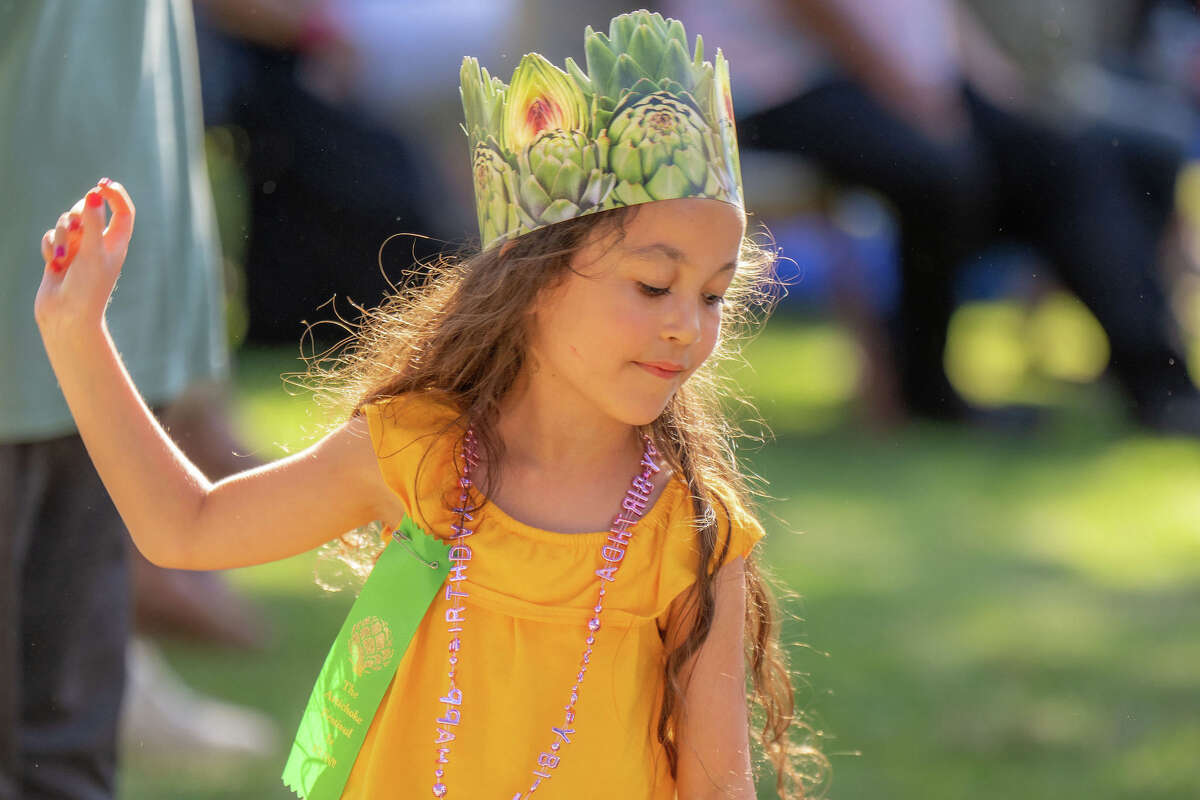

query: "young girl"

left=34, top=11, right=825, bottom=799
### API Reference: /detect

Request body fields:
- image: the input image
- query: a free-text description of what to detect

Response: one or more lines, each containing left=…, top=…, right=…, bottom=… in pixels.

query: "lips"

left=635, top=361, right=686, bottom=379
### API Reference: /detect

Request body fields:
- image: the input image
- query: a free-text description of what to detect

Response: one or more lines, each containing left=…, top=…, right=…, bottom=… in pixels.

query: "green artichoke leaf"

left=548, top=160, right=586, bottom=202
left=693, top=70, right=715, bottom=122
left=645, top=163, right=690, bottom=200
left=655, top=78, right=688, bottom=101
left=665, top=18, right=687, bottom=51
left=693, top=33, right=704, bottom=69
left=563, top=56, right=593, bottom=101
left=514, top=202, right=538, bottom=232
left=610, top=13, right=638, bottom=52
left=595, top=131, right=610, bottom=166
left=647, top=12, right=672, bottom=41
left=626, top=77, right=661, bottom=100
left=580, top=170, right=615, bottom=208
left=639, top=140, right=669, bottom=180
left=614, top=53, right=652, bottom=95
left=607, top=105, right=632, bottom=143
left=584, top=32, right=617, bottom=98
left=540, top=198, right=582, bottom=224
left=662, top=38, right=695, bottom=92
left=518, top=172, right=553, bottom=219
left=627, top=23, right=664, bottom=78
left=677, top=145, right=708, bottom=188
left=609, top=141, right=644, bottom=184
left=531, top=152, right=560, bottom=191
left=581, top=140, right=598, bottom=173
left=613, top=179, right=654, bottom=206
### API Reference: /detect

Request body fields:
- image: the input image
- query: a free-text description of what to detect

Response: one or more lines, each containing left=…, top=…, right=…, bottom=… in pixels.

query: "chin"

left=613, top=394, right=674, bottom=427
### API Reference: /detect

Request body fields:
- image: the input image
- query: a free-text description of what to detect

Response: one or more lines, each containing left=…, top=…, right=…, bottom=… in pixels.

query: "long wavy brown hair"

left=307, top=205, right=829, bottom=796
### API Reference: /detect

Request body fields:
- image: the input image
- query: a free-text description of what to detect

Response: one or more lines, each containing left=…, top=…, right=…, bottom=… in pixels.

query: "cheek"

left=699, top=310, right=722, bottom=359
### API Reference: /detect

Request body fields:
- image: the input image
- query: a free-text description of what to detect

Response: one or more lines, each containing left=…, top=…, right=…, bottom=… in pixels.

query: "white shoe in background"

left=118, top=637, right=279, bottom=767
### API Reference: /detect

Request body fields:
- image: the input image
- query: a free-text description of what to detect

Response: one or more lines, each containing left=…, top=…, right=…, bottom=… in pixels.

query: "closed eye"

left=638, top=282, right=670, bottom=297
left=639, top=282, right=726, bottom=306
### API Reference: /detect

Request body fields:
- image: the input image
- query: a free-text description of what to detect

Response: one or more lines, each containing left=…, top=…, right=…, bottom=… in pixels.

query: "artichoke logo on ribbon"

left=348, top=616, right=394, bottom=677
left=460, top=10, right=744, bottom=249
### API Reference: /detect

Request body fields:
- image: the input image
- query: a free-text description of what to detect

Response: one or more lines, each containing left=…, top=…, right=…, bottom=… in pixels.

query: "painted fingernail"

left=54, top=245, right=65, bottom=259
left=68, top=218, right=81, bottom=232
left=86, top=192, right=103, bottom=208
left=50, top=258, right=63, bottom=273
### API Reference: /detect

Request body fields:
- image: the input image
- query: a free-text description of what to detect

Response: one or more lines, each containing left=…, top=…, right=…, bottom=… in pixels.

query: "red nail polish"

left=54, top=245, right=65, bottom=259
left=86, top=192, right=102, bottom=208
left=68, top=218, right=81, bottom=232
left=50, top=258, right=63, bottom=273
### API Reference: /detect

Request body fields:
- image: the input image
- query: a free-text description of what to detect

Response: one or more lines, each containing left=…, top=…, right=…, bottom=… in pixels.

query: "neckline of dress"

left=465, top=471, right=684, bottom=545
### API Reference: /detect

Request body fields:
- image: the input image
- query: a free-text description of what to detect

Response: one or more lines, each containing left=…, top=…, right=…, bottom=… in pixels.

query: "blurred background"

left=7, top=0, right=1200, bottom=797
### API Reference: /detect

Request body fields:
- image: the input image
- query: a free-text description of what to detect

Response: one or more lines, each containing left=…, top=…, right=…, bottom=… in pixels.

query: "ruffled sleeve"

left=360, top=392, right=463, bottom=529
left=707, top=486, right=767, bottom=571
left=650, top=480, right=767, bottom=629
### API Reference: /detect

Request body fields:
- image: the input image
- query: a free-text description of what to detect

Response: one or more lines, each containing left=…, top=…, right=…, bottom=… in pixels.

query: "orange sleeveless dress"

left=341, top=392, right=765, bottom=798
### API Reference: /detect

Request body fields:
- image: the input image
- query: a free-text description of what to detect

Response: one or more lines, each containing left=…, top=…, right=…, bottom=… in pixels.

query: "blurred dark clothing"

left=740, top=78, right=1194, bottom=421
left=195, top=18, right=444, bottom=344
left=0, top=437, right=129, bottom=800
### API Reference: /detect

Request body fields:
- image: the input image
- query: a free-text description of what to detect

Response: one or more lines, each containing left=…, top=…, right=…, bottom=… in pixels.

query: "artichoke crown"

left=459, top=10, right=742, bottom=248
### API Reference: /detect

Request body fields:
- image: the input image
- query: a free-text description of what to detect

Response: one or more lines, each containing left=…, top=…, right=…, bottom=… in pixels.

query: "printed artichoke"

left=459, top=56, right=506, bottom=145
left=604, top=90, right=729, bottom=206
left=566, top=11, right=712, bottom=134
left=511, top=128, right=614, bottom=226
left=515, top=129, right=616, bottom=227
left=502, top=52, right=590, bottom=152
left=471, top=138, right=523, bottom=248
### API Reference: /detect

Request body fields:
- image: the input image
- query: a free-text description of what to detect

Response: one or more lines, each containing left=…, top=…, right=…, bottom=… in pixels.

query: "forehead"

left=620, top=198, right=745, bottom=264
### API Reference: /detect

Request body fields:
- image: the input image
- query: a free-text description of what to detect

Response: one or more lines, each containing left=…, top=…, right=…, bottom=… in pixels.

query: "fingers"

left=96, top=178, right=134, bottom=251
left=80, top=185, right=106, bottom=252
left=42, top=178, right=131, bottom=275
left=51, top=213, right=70, bottom=272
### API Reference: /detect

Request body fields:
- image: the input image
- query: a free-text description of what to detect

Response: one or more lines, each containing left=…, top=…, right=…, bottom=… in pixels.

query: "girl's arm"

left=34, top=180, right=404, bottom=570
left=667, top=557, right=757, bottom=799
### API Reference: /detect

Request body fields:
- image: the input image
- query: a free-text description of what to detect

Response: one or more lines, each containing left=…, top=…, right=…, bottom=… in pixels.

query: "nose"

left=662, top=295, right=702, bottom=346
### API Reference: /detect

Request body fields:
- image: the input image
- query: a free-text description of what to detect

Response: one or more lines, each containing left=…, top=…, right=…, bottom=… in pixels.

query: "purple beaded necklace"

left=429, top=426, right=661, bottom=798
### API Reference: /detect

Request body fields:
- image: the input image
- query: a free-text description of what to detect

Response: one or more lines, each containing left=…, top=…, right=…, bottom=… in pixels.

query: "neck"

left=493, top=367, right=642, bottom=475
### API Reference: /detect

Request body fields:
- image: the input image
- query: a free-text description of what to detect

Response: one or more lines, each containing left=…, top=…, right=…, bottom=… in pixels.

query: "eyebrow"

left=628, top=242, right=737, bottom=273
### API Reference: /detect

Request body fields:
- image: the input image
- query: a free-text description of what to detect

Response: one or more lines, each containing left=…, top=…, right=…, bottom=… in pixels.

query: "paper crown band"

left=459, top=10, right=744, bottom=250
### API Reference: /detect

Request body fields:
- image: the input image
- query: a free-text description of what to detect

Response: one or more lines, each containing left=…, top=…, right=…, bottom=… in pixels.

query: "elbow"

left=131, top=534, right=181, bottom=569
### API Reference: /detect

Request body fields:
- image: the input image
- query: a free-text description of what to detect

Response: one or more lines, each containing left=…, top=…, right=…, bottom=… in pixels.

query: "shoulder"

left=357, top=391, right=465, bottom=521
left=361, top=390, right=464, bottom=458
left=706, top=478, right=767, bottom=566
left=655, top=473, right=767, bottom=575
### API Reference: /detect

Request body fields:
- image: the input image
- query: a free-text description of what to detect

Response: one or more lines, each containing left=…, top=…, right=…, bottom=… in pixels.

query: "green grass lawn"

left=117, top=316, right=1200, bottom=800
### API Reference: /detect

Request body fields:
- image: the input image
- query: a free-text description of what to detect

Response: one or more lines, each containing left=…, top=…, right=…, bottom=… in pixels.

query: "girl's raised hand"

left=35, top=178, right=136, bottom=341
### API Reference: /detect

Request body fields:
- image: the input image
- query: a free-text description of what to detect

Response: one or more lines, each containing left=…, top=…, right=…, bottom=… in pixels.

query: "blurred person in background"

left=0, top=1, right=276, bottom=796
left=670, top=0, right=1200, bottom=433
left=192, top=0, right=638, bottom=345
left=191, top=0, right=513, bottom=344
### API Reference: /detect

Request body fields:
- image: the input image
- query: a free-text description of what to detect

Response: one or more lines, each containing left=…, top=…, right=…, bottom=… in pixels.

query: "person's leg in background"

left=738, top=78, right=1000, bottom=421
left=0, top=437, right=130, bottom=800
left=968, top=88, right=1200, bottom=431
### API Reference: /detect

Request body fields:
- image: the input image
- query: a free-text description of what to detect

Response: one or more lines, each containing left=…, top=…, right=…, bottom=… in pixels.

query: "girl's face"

left=527, top=198, right=746, bottom=426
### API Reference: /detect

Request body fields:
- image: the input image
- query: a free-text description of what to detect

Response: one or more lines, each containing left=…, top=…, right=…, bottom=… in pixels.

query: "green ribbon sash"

left=282, top=515, right=450, bottom=799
